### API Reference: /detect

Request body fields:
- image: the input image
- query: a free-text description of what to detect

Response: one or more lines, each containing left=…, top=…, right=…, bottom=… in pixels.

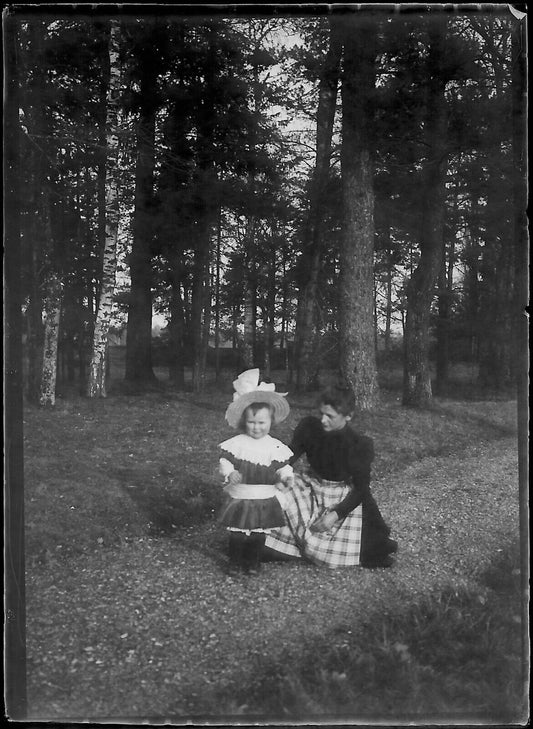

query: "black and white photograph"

left=4, top=2, right=529, bottom=724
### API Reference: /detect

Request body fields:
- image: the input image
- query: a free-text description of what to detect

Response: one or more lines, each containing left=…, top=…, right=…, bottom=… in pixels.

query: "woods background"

left=6, top=6, right=528, bottom=409
left=4, top=4, right=528, bottom=722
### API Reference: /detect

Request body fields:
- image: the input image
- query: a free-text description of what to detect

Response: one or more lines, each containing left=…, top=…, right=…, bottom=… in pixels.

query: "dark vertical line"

left=511, top=15, right=529, bottom=670
left=4, top=11, right=27, bottom=720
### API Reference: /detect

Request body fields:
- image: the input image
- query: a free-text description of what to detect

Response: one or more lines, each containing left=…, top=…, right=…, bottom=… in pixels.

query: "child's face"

left=319, top=403, right=351, bottom=432
left=244, top=406, right=272, bottom=439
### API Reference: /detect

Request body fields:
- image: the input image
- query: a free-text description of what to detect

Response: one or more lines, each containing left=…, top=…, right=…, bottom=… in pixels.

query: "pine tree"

left=402, top=19, right=450, bottom=407
left=294, top=18, right=342, bottom=390
left=339, top=14, right=379, bottom=409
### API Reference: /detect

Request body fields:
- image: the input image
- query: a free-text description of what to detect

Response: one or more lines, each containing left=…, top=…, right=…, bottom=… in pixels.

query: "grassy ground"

left=23, top=367, right=527, bottom=723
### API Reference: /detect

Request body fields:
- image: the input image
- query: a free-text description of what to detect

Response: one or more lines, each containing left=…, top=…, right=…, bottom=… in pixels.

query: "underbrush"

left=220, top=543, right=526, bottom=722
left=23, top=385, right=517, bottom=569
left=377, top=360, right=516, bottom=402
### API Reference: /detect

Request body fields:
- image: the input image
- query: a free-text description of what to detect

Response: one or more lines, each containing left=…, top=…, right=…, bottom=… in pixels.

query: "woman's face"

left=244, top=406, right=272, bottom=439
left=319, top=403, right=351, bottom=432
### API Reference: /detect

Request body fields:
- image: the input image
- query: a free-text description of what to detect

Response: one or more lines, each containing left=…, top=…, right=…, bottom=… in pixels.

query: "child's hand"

left=227, top=470, right=243, bottom=485
left=275, top=476, right=293, bottom=492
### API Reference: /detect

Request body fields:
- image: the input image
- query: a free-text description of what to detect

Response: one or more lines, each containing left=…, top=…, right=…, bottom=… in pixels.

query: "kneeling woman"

left=265, top=386, right=397, bottom=568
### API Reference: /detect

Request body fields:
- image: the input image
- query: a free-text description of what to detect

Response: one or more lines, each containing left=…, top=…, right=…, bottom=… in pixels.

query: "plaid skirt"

left=264, top=473, right=363, bottom=568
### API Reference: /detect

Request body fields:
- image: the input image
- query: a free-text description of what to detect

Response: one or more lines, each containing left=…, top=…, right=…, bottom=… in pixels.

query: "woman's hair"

left=319, top=386, right=355, bottom=416
left=238, top=401, right=275, bottom=431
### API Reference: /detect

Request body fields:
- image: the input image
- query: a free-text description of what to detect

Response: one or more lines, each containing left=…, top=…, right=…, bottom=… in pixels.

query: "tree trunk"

left=339, top=17, right=379, bottom=410
left=232, top=304, right=238, bottom=350
left=470, top=18, right=515, bottom=392
left=435, top=232, right=454, bottom=393
left=280, top=240, right=288, bottom=352
left=96, top=48, right=108, bottom=300
left=383, top=226, right=393, bottom=352
left=214, top=209, right=222, bottom=381
left=191, top=216, right=214, bottom=392
left=191, top=29, right=218, bottom=393
left=87, top=20, right=121, bottom=398
left=125, top=45, right=158, bottom=384
left=200, top=264, right=213, bottom=382
left=39, top=272, right=63, bottom=406
left=21, top=23, right=47, bottom=403
left=22, top=23, right=66, bottom=406
left=464, top=198, right=481, bottom=361
left=373, top=281, right=379, bottom=354
left=402, top=24, right=448, bottom=408
left=295, top=18, right=342, bottom=390
left=263, top=241, right=277, bottom=379
left=25, top=218, right=44, bottom=403
left=38, top=181, right=65, bottom=407
left=24, top=133, right=46, bottom=400
left=161, top=77, right=190, bottom=389
left=168, top=250, right=186, bottom=388
left=242, top=227, right=255, bottom=369
left=477, top=177, right=514, bottom=390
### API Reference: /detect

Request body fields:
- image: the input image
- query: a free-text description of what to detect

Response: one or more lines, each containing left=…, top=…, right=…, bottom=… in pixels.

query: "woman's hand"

left=227, top=470, right=243, bottom=485
left=310, top=509, right=339, bottom=533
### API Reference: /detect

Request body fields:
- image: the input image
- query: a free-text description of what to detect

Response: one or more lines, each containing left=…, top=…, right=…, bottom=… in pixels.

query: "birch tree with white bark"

left=87, top=19, right=122, bottom=398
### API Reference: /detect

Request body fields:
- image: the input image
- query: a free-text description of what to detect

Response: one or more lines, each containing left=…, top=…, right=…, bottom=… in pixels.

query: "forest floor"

left=22, top=372, right=527, bottom=723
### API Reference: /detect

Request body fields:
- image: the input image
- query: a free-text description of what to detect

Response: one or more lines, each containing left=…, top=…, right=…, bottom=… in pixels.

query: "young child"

left=218, top=369, right=294, bottom=575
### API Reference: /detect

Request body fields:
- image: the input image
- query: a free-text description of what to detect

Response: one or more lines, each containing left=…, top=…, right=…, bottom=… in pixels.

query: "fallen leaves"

left=23, top=396, right=521, bottom=719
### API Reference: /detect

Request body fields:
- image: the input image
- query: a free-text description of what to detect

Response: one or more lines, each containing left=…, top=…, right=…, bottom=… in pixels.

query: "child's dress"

left=218, top=434, right=294, bottom=534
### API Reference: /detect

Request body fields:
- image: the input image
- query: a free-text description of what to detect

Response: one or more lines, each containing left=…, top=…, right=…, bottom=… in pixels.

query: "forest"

left=5, top=6, right=524, bottom=408
left=5, top=7, right=527, bottom=410
left=4, top=6, right=528, bottom=722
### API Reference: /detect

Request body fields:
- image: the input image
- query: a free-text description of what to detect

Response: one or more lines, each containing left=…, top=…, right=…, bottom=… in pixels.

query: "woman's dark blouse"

left=288, top=416, right=374, bottom=519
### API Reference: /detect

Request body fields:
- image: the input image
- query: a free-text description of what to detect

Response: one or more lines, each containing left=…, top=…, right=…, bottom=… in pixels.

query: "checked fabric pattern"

left=265, top=473, right=363, bottom=567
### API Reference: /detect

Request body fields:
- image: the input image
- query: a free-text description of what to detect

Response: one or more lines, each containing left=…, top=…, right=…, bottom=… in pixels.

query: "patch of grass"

left=23, top=384, right=517, bottom=568
left=23, top=392, right=228, bottom=566
left=478, top=542, right=524, bottom=595
left=111, top=465, right=223, bottom=535
left=222, top=545, right=526, bottom=722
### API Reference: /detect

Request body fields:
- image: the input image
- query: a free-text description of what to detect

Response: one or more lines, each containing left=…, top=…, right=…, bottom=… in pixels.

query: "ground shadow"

left=112, top=465, right=223, bottom=536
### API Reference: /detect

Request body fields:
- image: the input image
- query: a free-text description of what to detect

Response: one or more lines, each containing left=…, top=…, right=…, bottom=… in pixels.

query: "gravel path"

left=26, top=435, right=520, bottom=719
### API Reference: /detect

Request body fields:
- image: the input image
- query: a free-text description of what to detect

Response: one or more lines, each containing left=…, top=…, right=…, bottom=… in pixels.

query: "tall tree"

left=294, top=18, right=342, bottom=390
left=125, top=22, right=166, bottom=384
left=20, top=21, right=50, bottom=403
left=239, top=24, right=278, bottom=370
left=87, top=19, right=122, bottom=398
left=339, top=14, right=379, bottom=409
left=190, top=26, right=219, bottom=392
left=39, top=201, right=63, bottom=407
left=434, top=181, right=458, bottom=393
left=20, top=21, right=68, bottom=406
left=469, top=16, right=516, bottom=390
left=402, top=20, right=449, bottom=407
left=156, top=24, right=193, bottom=390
